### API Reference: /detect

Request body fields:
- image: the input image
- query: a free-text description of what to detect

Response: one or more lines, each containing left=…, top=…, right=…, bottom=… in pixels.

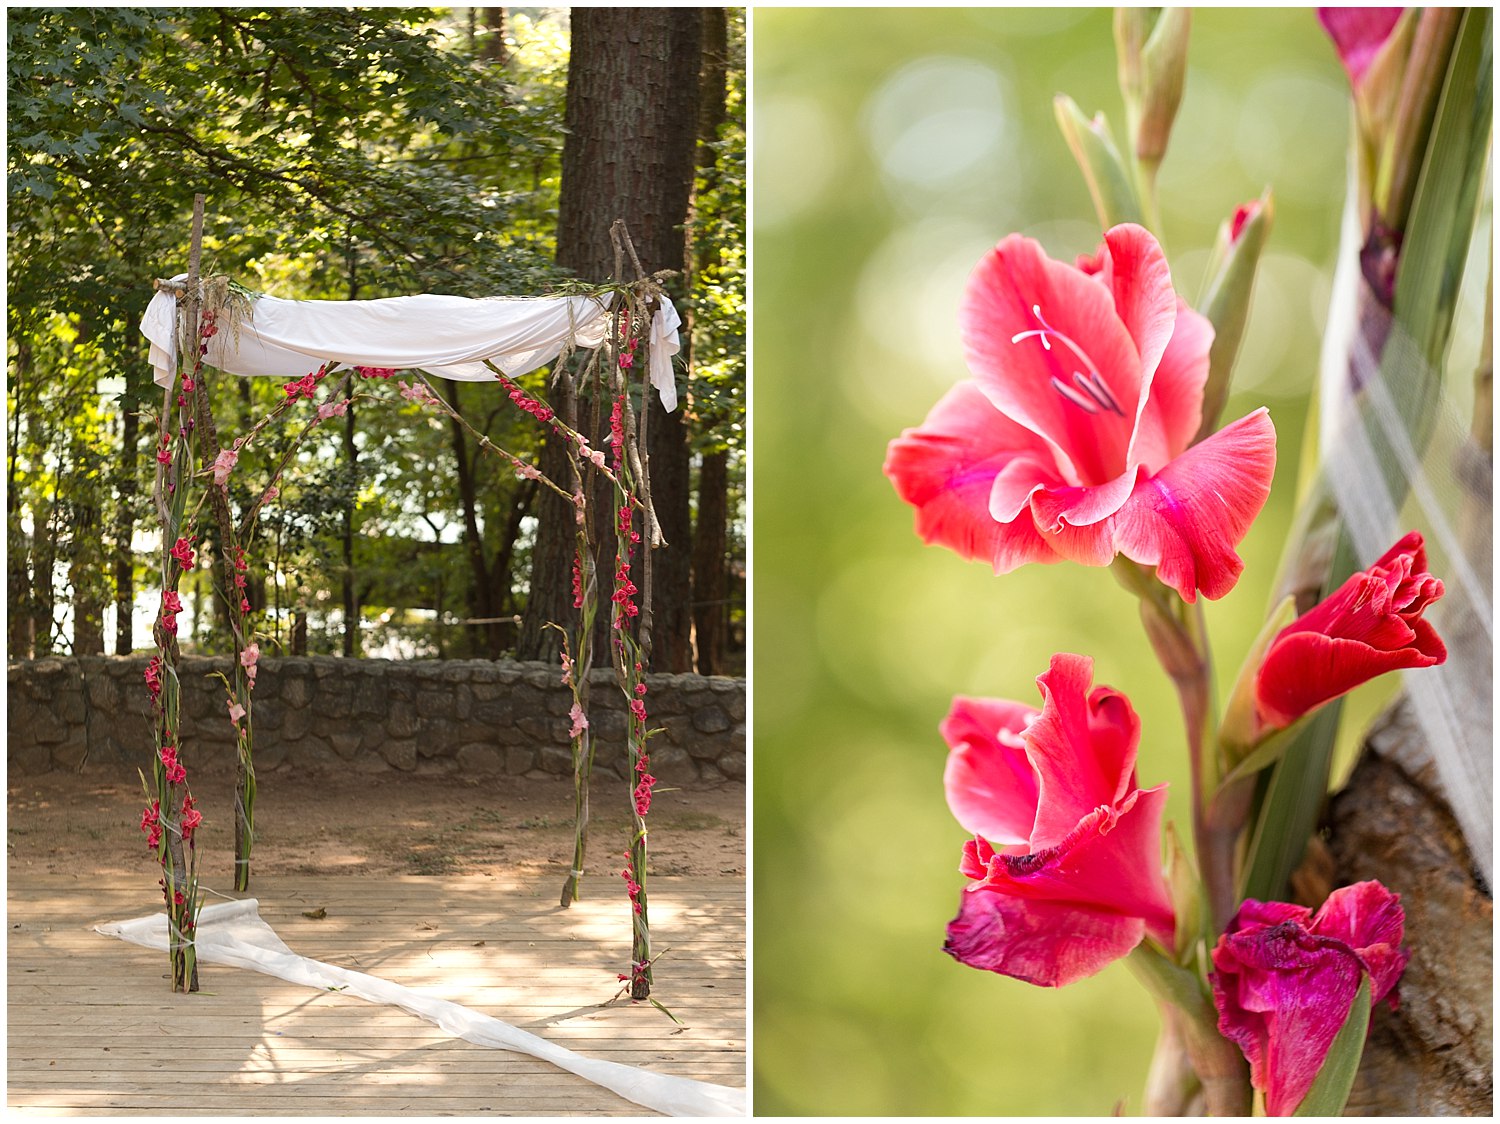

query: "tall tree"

left=521, top=7, right=705, bottom=669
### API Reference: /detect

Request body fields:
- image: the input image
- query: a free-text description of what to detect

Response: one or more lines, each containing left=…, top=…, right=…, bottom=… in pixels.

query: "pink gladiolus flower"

left=240, top=642, right=260, bottom=685
left=317, top=399, right=349, bottom=420
left=211, top=448, right=238, bottom=486
left=398, top=379, right=441, bottom=407
left=942, top=653, right=1174, bottom=987
left=885, top=224, right=1276, bottom=602
left=568, top=702, right=589, bottom=740
left=560, top=650, right=574, bottom=687
left=169, top=537, right=196, bottom=570
left=162, top=591, right=182, bottom=615
left=1255, top=531, right=1445, bottom=733
left=1318, top=8, right=1404, bottom=88
left=1211, top=881, right=1409, bottom=1116
left=228, top=700, right=246, bottom=725
left=180, top=795, right=202, bottom=841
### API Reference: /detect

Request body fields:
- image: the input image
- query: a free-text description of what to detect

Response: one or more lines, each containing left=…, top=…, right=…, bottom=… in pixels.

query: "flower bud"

left=1115, top=7, right=1192, bottom=171
left=1194, top=191, right=1273, bottom=444
left=1052, top=95, right=1143, bottom=229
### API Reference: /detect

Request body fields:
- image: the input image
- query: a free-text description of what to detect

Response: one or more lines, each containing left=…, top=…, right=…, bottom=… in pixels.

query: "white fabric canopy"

left=97, top=899, right=744, bottom=1117
left=141, top=278, right=681, bottom=411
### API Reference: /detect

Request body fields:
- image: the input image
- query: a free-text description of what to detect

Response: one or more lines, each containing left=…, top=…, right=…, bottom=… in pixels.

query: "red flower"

left=162, top=591, right=182, bottom=615
left=169, top=536, right=196, bottom=570
left=942, top=654, right=1174, bottom=987
left=144, top=657, right=163, bottom=701
left=1211, top=881, right=1409, bottom=1116
left=1318, top=8, right=1404, bottom=89
left=180, top=795, right=202, bottom=841
left=140, top=800, right=161, bottom=848
left=885, top=224, right=1276, bottom=602
left=1254, top=531, right=1445, bottom=733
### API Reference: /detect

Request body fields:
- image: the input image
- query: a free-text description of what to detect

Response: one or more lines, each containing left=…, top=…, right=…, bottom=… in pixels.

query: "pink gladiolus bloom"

left=169, top=537, right=196, bottom=570
left=568, top=702, right=589, bottom=740
left=885, top=224, right=1276, bottom=602
left=317, top=399, right=349, bottom=420
left=1211, top=881, right=1409, bottom=1116
left=942, top=653, right=1174, bottom=987
left=1318, top=8, right=1404, bottom=88
left=1255, top=531, right=1445, bottom=732
left=560, top=650, right=574, bottom=687
left=211, top=448, right=238, bottom=486
left=241, top=641, right=260, bottom=685
left=180, top=795, right=202, bottom=841
left=228, top=700, right=246, bottom=725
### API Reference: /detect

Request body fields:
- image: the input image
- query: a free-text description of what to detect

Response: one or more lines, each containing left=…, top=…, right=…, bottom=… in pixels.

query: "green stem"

left=1128, top=944, right=1251, bottom=1116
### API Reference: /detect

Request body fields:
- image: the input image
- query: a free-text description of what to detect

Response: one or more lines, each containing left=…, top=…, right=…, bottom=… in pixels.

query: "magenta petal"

left=1309, top=881, right=1410, bottom=1005
left=945, top=884, right=1146, bottom=988
left=1024, top=654, right=1139, bottom=843
left=1318, top=7, right=1404, bottom=87
left=1211, top=920, right=1367, bottom=1116
left=1111, top=407, right=1277, bottom=601
left=942, top=696, right=1042, bottom=845
left=885, top=381, right=1066, bottom=574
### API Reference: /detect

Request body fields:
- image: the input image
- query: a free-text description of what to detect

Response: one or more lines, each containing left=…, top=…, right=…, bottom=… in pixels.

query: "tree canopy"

left=8, top=7, right=746, bottom=671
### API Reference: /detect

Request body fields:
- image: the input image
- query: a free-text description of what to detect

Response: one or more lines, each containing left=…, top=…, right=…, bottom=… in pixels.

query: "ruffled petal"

left=1023, top=654, right=1139, bottom=843
left=1211, top=920, right=1367, bottom=1116
left=962, top=234, right=1142, bottom=485
left=941, top=696, right=1042, bottom=845
left=974, top=785, right=1175, bottom=944
left=884, top=381, right=1065, bottom=573
left=944, top=883, right=1146, bottom=987
left=1110, top=408, right=1277, bottom=601
left=1255, top=631, right=1444, bottom=728
left=1309, top=881, right=1411, bottom=1005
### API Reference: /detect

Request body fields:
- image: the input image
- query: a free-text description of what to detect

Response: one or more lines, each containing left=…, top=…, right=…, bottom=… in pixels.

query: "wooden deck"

left=8, top=874, right=745, bottom=1116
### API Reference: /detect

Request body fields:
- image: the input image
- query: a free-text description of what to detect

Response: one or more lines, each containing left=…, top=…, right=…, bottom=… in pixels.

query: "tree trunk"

left=688, top=7, right=732, bottom=675
left=340, top=404, right=360, bottom=657
left=444, top=381, right=500, bottom=658
left=1325, top=702, right=1492, bottom=1116
left=519, top=6, right=704, bottom=668
left=114, top=406, right=139, bottom=655
left=692, top=448, right=730, bottom=674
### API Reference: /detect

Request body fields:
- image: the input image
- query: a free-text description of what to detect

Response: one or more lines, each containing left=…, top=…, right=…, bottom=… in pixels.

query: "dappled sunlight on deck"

left=9, top=874, right=744, bottom=1116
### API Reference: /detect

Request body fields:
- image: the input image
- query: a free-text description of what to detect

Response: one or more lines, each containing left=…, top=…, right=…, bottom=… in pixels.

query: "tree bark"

left=113, top=406, right=139, bottom=655
left=1325, top=702, right=1492, bottom=1116
left=520, top=6, right=705, bottom=667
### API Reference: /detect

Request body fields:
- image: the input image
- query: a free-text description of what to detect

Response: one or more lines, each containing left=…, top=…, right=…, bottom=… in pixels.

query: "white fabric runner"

left=96, top=899, right=744, bottom=1117
left=141, top=279, right=681, bottom=411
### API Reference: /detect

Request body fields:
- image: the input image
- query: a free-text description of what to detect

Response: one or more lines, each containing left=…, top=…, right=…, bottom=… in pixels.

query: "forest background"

left=8, top=7, right=746, bottom=675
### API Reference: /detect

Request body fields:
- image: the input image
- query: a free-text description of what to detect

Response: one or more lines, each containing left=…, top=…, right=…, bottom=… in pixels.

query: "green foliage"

left=9, top=8, right=746, bottom=662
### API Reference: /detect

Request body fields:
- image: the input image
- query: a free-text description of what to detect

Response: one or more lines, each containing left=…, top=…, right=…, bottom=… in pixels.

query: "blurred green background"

left=752, top=7, right=1369, bottom=1115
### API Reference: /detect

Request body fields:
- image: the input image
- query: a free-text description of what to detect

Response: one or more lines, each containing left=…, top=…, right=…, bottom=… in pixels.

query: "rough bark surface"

left=1324, top=698, right=1493, bottom=1117
left=520, top=7, right=704, bottom=668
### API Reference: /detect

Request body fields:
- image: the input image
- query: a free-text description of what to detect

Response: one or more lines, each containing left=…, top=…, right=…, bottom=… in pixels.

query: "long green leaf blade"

left=1292, top=977, right=1372, bottom=1116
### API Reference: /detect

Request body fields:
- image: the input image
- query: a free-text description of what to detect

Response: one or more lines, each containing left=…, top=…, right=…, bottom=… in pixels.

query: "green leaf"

left=1293, top=977, right=1371, bottom=1116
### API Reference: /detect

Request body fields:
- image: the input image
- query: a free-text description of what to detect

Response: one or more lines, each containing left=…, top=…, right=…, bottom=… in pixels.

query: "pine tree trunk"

left=519, top=6, right=705, bottom=666
left=692, top=448, right=730, bottom=674
left=114, top=406, right=139, bottom=656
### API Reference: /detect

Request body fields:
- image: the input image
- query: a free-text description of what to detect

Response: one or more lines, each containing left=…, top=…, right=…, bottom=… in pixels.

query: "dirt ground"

left=8, top=761, right=746, bottom=887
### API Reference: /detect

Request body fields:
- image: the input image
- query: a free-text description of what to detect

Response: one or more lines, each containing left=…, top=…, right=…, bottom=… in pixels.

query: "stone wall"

left=8, top=656, right=745, bottom=784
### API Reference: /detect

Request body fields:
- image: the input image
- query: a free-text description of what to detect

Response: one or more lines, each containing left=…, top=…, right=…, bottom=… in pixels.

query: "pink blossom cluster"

left=283, top=364, right=329, bottom=402
left=620, top=852, right=643, bottom=915
left=144, top=656, right=163, bottom=702
left=568, top=701, right=589, bottom=741
left=140, top=800, right=162, bottom=848
left=231, top=546, right=251, bottom=615
left=571, top=553, right=584, bottom=610
left=559, top=649, right=574, bottom=687
left=159, top=742, right=187, bottom=786
left=211, top=447, right=238, bottom=486
left=609, top=398, right=626, bottom=471
left=496, top=373, right=555, bottom=423
left=159, top=590, right=183, bottom=636
left=355, top=366, right=396, bottom=379
left=398, top=379, right=441, bottom=407
left=169, top=535, right=196, bottom=571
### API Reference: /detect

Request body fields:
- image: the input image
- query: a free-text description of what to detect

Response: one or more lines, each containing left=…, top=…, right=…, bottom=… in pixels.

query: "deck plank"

left=8, top=874, right=744, bottom=1116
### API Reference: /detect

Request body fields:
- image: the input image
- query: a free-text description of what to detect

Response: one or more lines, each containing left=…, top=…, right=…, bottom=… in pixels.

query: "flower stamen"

left=1012, top=304, right=1123, bottom=415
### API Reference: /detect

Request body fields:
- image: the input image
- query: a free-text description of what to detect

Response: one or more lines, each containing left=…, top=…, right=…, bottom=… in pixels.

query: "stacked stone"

left=8, top=657, right=745, bottom=783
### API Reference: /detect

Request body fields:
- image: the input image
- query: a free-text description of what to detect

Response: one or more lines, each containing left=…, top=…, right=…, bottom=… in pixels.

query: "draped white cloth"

left=97, top=899, right=744, bottom=1117
left=141, top=278, right=681, bottom=411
